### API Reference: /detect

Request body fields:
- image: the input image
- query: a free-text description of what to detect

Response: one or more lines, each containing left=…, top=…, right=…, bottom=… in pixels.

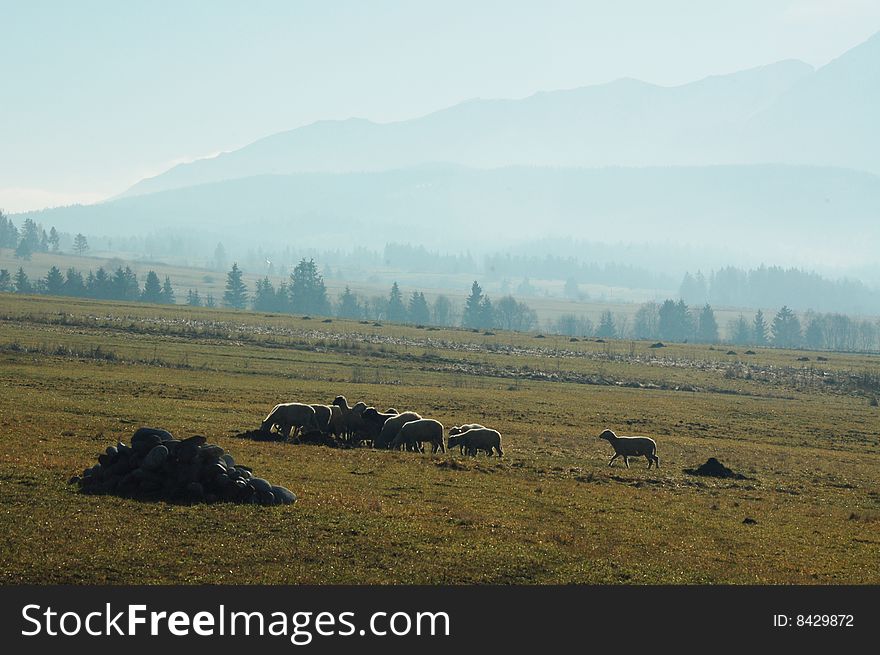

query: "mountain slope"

left=120, top=60, right=814, bottom=197
left=27, top=164, right=880, bottom=265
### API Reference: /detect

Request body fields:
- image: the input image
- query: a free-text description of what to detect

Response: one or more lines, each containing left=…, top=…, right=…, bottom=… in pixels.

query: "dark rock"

left=742, top=517, right=758, bottom=525
left=142, top=444, right=169, bottom=470
left=272, top=486, right=297, bottom=505
left=684, top=457, right=749, bottom=480
left=250, top=477, right=273, bottom=494
left=133, top=427, right=174, bottom=443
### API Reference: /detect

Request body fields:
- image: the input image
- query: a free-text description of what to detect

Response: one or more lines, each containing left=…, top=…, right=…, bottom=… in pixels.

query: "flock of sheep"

left=260, top=397, right=659, bottom=467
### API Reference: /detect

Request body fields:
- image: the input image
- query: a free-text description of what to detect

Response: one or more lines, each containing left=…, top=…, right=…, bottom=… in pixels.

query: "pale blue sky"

left=2, top=0, right=879, bottom=211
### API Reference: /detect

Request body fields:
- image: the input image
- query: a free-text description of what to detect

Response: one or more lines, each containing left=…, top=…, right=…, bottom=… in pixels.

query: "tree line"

left=0, top=211, right=91, bottom=259
left=0, top=264, right=175, bottom=304
left=204, top=260, right=539, bottom=331
left=679, top=265, right=880, bottom=315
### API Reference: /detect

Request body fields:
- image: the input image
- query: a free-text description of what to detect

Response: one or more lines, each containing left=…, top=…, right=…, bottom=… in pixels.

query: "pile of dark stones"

left=684, top=457, right=749, bottom=480
left=71, top=427, right=296, bottom=505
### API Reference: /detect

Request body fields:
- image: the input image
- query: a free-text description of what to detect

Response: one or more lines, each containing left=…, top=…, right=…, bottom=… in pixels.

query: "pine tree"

left=432, top=295, right=452, bottom=326
left=804, top=319, right=824, bottom=349
left=161, top=276, right=175, bottom=304
left=112, top=267, right=140, bottom=301
left=253, top=277, right=277, bottom=311
left=289, top=258, right=329, bottom=315
left=15, top=237, right=32, bottom=260
left=0, top=269, right=11, bottom=292
left=729, top=315, right=751, bottom=345
left=772, top=306, right=802, bottom=348
left=44, top=266, right=64, bottom=295
left=224, top=263, right=248, bottom=309
left=462, top=281, right=485, bottom=328
left=141, top=271, right=163, bottom=303
left=186, top=289, right=202, bottom=307
left=73, top=233, right=89, bottom=256
left=597, top=310, right=617, bottom=338
left=213, top=242, right=227, bottom=272
left=387, top=282, right=407, bottom=323
left=14, top=267, right=31, bottom=293
left=696, top=304, right=719, bottom=343
left=478, top=296, right=494, bottom=330
left=337, top=286, right=362, bottom=319
left=62, top=268, right=84, bottom=296
left=753, top=310, right=769, bottom=346
left=205, top=293, right=216, bottom=308
left=408, top=291, right=431, bottom=325
left=48, top=227, right=60, bottom=252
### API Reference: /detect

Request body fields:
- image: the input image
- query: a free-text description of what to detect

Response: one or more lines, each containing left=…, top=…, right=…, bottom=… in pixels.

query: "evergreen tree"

left=633, top=302, right=660, bottom=340
left=387, top=282, right=407, bottom=323
left=141, top=271, right=163, bottom=303
left=44, top=266, right=64, bottom=295
left=408, top=291, right=431, bottom=325
left=223, top=263, right=248, bottom=309
left=112, top=266, right=140, bottom=301
left=772, top=306, right=802, bottom=348
left=73, top=233, right=89, bottom=256
left=432, top=295, right=452, bottom=326
left=213, top=242, right=227, bottom=272
left=804, top=318, right=824, bottom=350
left=462, top=281, right=485, bottom=328
left=0, top=212, right=19, bottom=248
left=478, top=296, right=494, bottom=329
left=729, top=315, right=751, bottom=345
left=205, top=293, right=216, bottom=308
left=696, top=304, right=719, bottom=343
left=48, top=227, right=60, bottom=252
left=161, top=276, right=175, bottom=304
left=186, top=289, right=202, bottom=307
left=15, top=236, right=32, bottom=259
left=0, top=269, right=11, bottom=292
left=14, top=267, right=31, bottom=293
left=753, top=310, right=769, bottom=346
left=337, top=286, right=362, bottom=319
left=253, top=277, right=277, bottom=311
left=597, top=310, right=617, bottom=338
left=289, top=258, right=329, bottom=315
left=39, top=229, right=49, bottom=252
left=658, top=299, right=693, bottom=342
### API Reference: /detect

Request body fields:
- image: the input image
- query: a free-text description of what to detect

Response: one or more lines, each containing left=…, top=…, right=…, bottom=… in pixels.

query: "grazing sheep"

left=332, top=396, right=369, bottom=441
left=448, top=427, right=503, bottom=457
left=375, top=411, right=422, bottom=449
left=390, top=419, right=446, bottom=453
left=310, top=404, right=334, bottom=433
left=261, top=403, right=317, bottom=440
left=449, top=424, right=486, bottom=454
left=598, top=429, right=659, bottom=469
left=327, top=405, right=346, bottom=439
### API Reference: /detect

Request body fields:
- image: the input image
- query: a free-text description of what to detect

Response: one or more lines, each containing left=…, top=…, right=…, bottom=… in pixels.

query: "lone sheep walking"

left=599, top=429, right=659, bottom=469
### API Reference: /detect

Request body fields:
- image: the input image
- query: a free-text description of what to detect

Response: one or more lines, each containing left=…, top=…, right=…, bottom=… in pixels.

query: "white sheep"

left=376, top=411, right=422, bottom=449
left=332, top=395, right=369, bottom=441
left=598, top=429, right=659, bottom=469
left=261, top=403, right=317, bottom=440
left=447, top=427, right=503, bottom=457
left=449, top=424, right=486, bottom=454
left=310, top=404, right=333, bottom=433
left=390, top=419, right=445, bottom=453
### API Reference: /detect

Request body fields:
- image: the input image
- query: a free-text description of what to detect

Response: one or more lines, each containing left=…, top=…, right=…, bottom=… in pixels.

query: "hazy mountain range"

left=17, top=31, right=880, bottom=277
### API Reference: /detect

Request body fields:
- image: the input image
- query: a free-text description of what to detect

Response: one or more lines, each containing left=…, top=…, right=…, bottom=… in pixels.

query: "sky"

left=2, top=0, right=880, bottom=213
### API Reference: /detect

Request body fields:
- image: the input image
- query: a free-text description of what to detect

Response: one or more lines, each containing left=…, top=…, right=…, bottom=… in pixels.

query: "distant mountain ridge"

left=25, top=164, right=880, bottom=267
left=120, top=58, right=819, bottom=198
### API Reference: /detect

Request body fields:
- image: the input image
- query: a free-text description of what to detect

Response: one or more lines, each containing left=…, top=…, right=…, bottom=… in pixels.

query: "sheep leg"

left=623, top=455, right=630, bottom=468
left=608, top=453, right=619, bottom=467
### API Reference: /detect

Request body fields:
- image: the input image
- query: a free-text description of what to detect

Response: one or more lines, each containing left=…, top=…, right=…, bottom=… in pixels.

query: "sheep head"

left=332, top=395, right=348, bottom=409
left=598, top=429, right=617, bottom=442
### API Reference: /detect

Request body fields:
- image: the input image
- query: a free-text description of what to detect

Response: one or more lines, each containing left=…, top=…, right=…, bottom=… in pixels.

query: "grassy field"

left=1, top=294, right=878, bottom=584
